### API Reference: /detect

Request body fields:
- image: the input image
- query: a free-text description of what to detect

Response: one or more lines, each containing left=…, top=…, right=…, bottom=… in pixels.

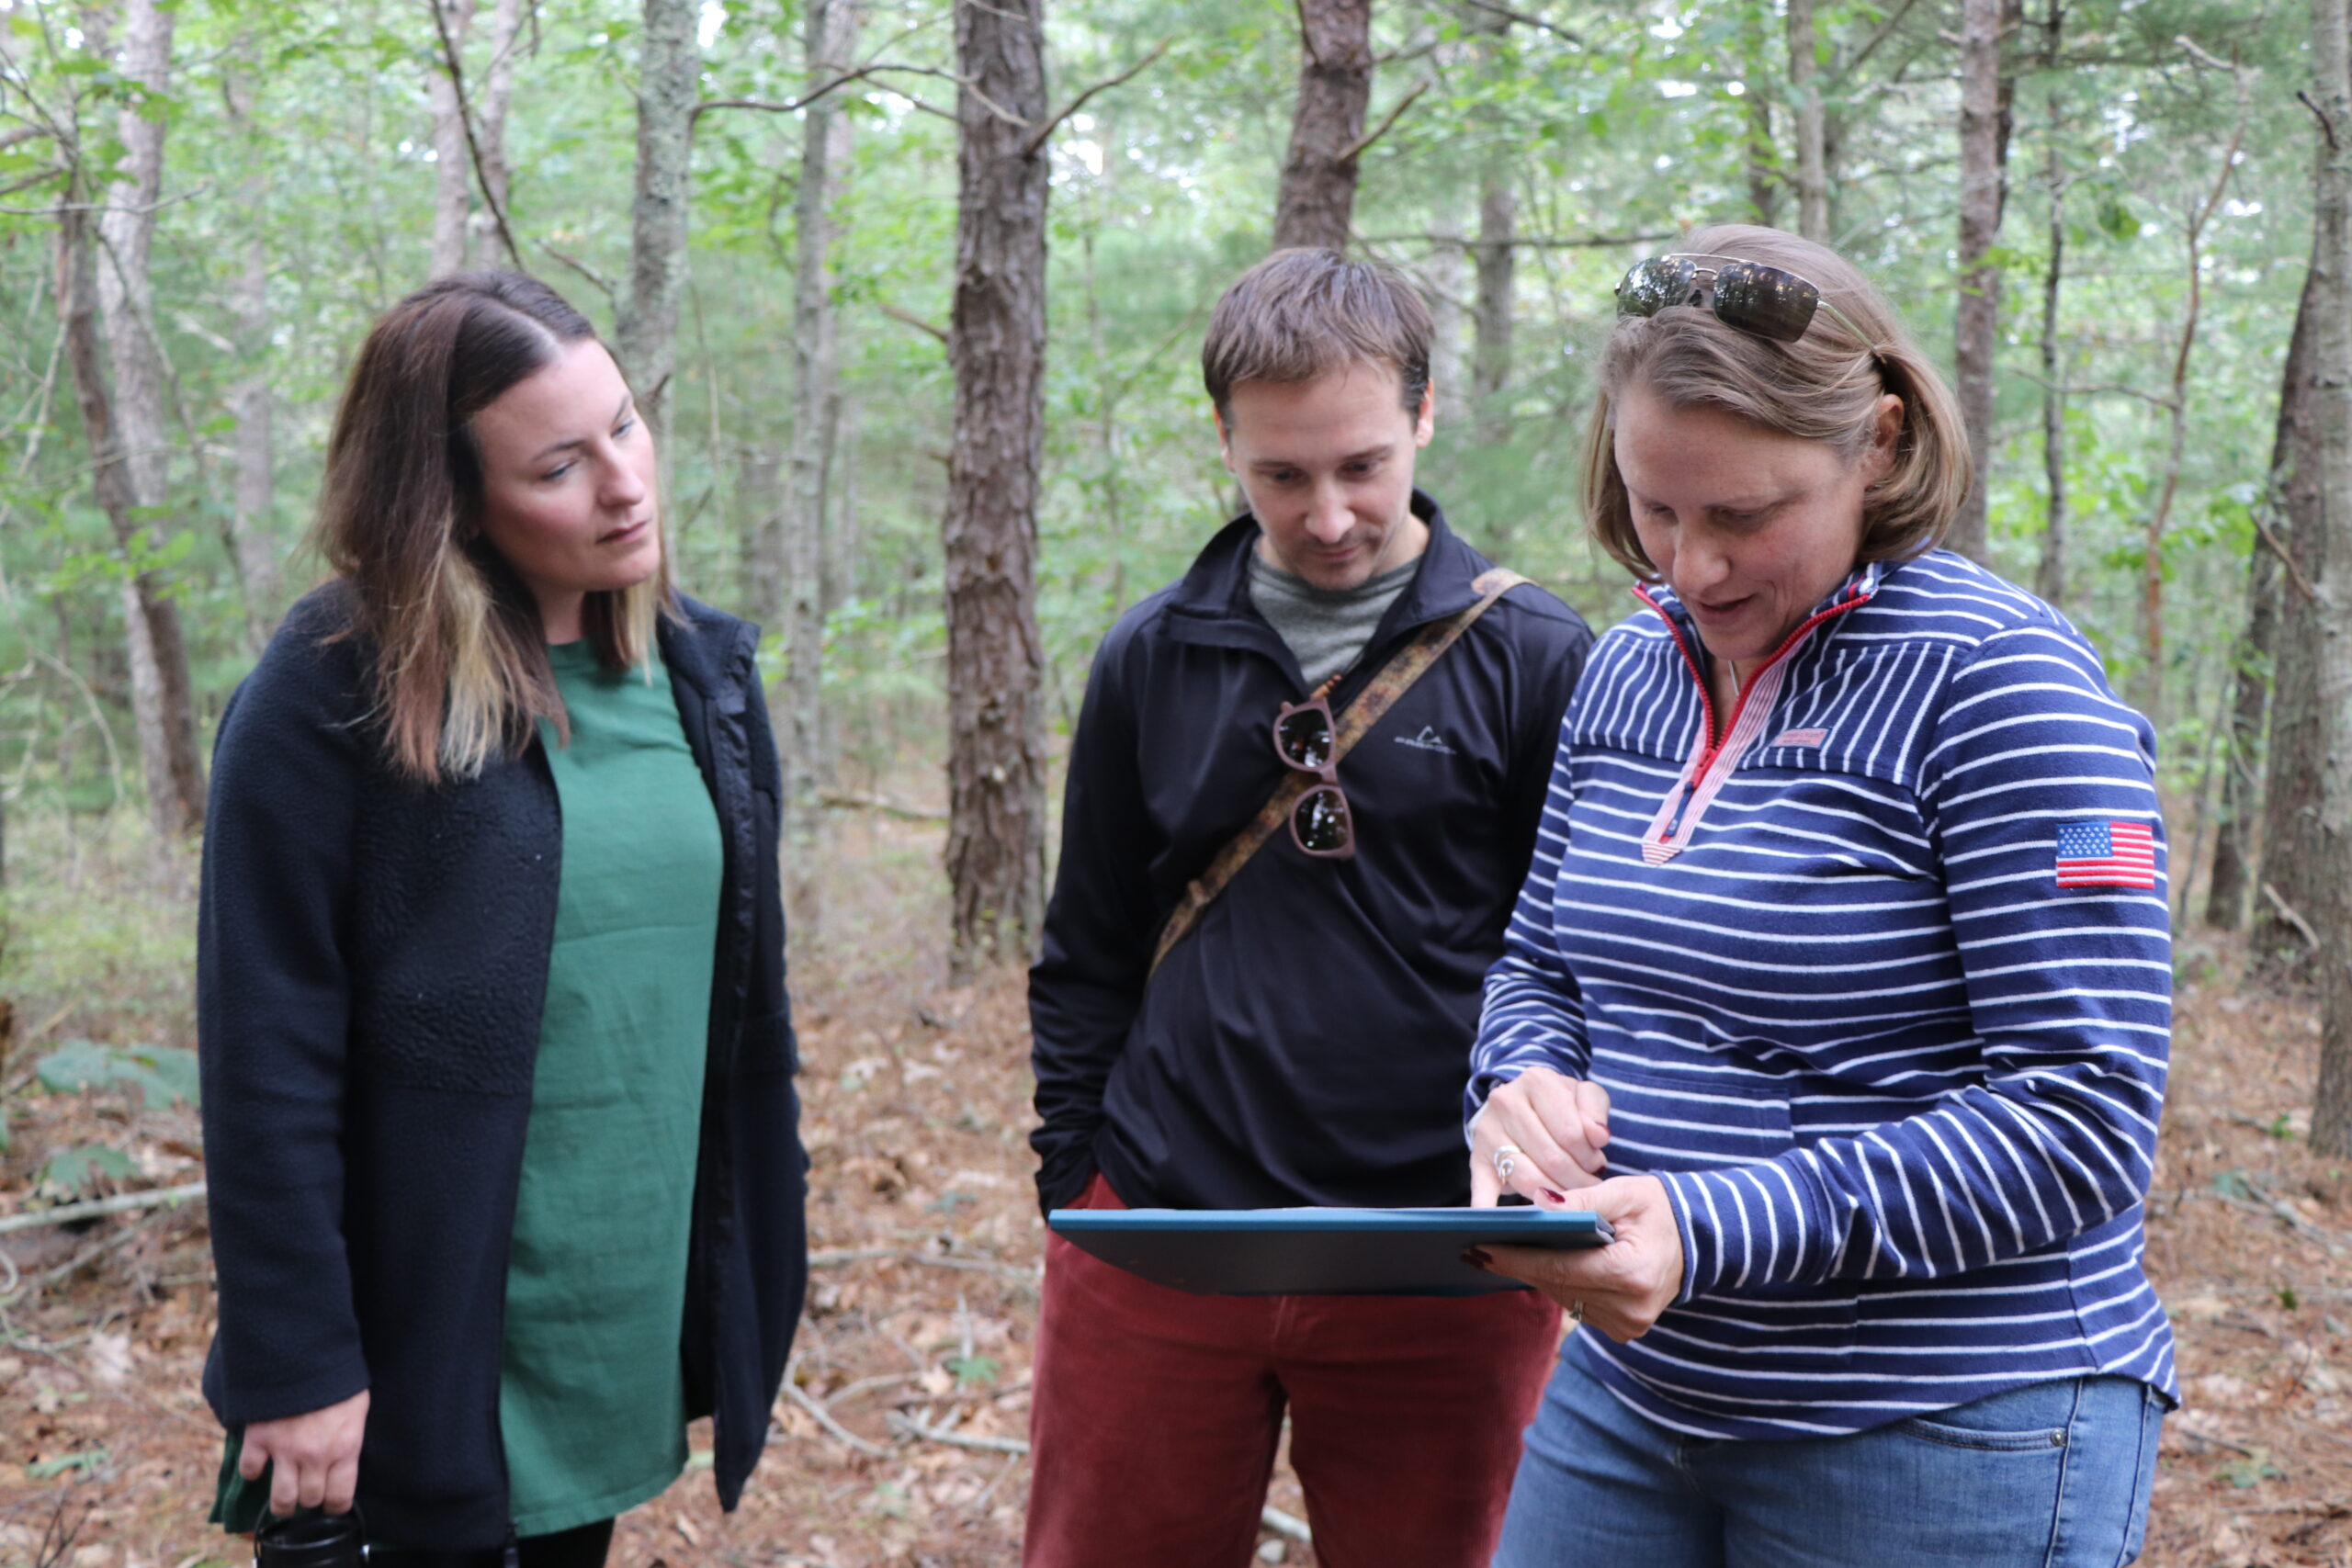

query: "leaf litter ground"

left=1, top=812, right=2347, bottom=1567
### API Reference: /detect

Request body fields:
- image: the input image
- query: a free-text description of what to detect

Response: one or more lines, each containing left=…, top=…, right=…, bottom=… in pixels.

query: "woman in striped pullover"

left=1465, top=225, right=2172, bottom=1566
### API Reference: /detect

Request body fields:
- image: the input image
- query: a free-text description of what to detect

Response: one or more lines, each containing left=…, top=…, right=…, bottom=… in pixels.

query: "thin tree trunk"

left=944, top=0, right=1049, bottom=973
left=1741, top=1, right=1781, bottom=228
left=1473, top=171, right=1514, bottom=446
left=2209, top=261, right=2313, bottom=931
left=1951, top=0, right=2014, bottom=563
left=616, top=0, right=698, bottom=429
left=2307, top=0, right=2352, bottom=1156
left=427, top=0, right=478, bottom=278
left=782, top=0, right=858, bottom=931
left=223, top=55, right=279, bottom=647
left=2262, top=277, right=2332, bottom=968
left=473, top=0, right=527, bottom=265
left=2134, top=103, right=2246, bottom=727
left=740, top=446, right=782, bottom=622
left=87, top=0, right=202, bottom=840
left=1787, top=0, right=1828, bottom=243
left=2033, top=0, right=2066, bottom=604
left=1427, top=198, right=1469, bottom=431
left=1272, top=0, right=1374, bottom=252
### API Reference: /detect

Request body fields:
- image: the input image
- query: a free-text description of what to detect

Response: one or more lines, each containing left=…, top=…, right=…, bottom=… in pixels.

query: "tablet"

left=1046, top=1206, right=1613, bottom=1297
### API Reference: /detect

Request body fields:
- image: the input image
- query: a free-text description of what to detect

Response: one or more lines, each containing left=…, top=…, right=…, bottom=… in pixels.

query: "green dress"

left=499, top=640, right=723, bottom=1536
left=210, top=641, right=723, bottom=1542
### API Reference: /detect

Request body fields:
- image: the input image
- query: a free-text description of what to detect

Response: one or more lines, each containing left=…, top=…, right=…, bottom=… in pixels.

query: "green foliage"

left=36, top=1143, right=138, bottom=1200
left=2216, top=1447, right=2285, bottom=1489
left=24, top=1448, right=111, bottom=1481
left=33, top=1040, right=201, bottom=1110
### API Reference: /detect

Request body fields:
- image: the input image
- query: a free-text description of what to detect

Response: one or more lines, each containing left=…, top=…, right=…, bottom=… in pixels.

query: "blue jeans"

left=1495, top=1349, right=2165, bottom=1568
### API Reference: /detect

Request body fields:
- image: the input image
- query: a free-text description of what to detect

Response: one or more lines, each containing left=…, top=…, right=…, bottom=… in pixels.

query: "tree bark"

left=2262, top=268, right=2332, bottom=967
left=2306, top=0, right=2352, bottom=1156
left=2032, top=0, right=2066, bottom=604
left=782, top=0, right=859, bottom=931
left=1786, top=0, right=1828, bottom=243
left=427, top=0, right=478, bottom=278
left=1473, top=172, right=1514, bottom=447
left=87, top=0, right=202, bottom=840
left=1272, top=0, right=1374, bottom=252
left=2209, top=261, right=2313, bottom=931
left=944, top=0, right=1050, bottom=973
left=223, top=54, right=280, bottom=647
left=616, top=0, right=699, bottom=429
left=473, top=0, right=527, bottom=265
left=1951, top=0, right=2020, bottom=564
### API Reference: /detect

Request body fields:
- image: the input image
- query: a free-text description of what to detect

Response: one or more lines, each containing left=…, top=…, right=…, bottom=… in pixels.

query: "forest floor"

left=0, top=807, right=2348, bottom=1568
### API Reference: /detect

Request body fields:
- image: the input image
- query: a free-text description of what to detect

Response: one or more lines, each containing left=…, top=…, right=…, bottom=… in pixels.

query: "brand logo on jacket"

left=1394, top=726, right=1457, bottom=756
left=1769, top=728, right=1828, bottom=749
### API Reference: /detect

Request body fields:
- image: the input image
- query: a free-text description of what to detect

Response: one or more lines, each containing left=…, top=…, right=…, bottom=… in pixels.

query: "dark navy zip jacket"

left=198, top=584, right=807, bottom=1551
left=1029, top=493, right=1593, bottom=1215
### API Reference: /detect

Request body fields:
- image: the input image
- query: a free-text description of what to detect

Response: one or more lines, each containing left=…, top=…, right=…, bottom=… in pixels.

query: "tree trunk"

left=427, top=0, right=478, bottom=278
left=2209, top=261, right=2314, bottom=931
left=86, top=0, right=202, bottom=840
left=1272, top=0, right=1373, bottom=252
left=1741, top=1, right=1781, bottom=228
left=943, top=0, right=1049, bottom=973
left=473, top=0, right=527, bottom=265
left=1473, top=171, right=1515, bottom=448
left=1951, top=0, right=2018, bottom=564
left=782, top=0, right=859, bottom=932
left=2306, top=0, right=2352, bottom=1157
left=616, top=0, right=698, bottom=429
left=1786, top=0, right=1828, bottom=243
left=223, top=56, right=280, bottom=648
left=2032, top=1, right=2066, bottom=605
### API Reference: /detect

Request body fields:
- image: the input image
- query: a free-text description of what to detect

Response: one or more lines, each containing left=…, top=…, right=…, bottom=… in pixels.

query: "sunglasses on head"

left=1614, top=254, right=1871, bottom=346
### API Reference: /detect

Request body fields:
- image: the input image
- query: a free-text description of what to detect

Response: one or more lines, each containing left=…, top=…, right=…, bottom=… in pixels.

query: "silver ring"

left=1493, top=1144, right=1520, bottom=1183
left=1569, top=1301, right=1585, bottom=1325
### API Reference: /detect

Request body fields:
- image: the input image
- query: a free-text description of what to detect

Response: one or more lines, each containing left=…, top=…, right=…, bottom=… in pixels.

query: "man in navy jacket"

left=1024, top=250, right=1593, bottom=1568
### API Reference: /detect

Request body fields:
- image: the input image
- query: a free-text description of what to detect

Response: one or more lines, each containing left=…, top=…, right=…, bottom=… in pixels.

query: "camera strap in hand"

left=1147, top=566, right=1530, bottom=980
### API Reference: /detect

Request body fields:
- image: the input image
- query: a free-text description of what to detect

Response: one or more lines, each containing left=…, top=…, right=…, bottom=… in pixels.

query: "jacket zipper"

left=1634, top=581, right=1871, bottom=848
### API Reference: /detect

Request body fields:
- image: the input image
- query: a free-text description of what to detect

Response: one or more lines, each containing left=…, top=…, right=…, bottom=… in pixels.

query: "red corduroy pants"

left=1022, top=1173, right=1560, bottom=1568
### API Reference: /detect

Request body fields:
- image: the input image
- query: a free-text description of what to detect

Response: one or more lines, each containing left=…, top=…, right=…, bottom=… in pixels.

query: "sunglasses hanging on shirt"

left=1272, top=694, right=1356, bottom=859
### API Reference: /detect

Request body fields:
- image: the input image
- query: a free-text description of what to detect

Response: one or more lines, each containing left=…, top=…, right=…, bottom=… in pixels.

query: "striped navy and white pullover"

left=1470, top=550, right=2176, bottom=1439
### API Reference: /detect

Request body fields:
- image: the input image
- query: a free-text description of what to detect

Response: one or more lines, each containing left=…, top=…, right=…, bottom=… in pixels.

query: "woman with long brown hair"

left=197, top=271, right=807, bottom=1566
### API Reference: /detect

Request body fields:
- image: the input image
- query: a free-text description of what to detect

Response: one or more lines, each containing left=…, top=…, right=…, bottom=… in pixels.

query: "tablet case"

left=1046, top=1207, right=1614, bottom=1297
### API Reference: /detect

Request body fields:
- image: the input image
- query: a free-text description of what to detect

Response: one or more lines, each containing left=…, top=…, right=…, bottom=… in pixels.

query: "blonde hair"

left=314, top=272, right=671, bottom=784
left=1581, top=223, right=1971, bottom=577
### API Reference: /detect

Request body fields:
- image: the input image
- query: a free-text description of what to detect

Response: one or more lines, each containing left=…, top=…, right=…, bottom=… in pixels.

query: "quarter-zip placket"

left=1633, top=580, right=1872, bottom=863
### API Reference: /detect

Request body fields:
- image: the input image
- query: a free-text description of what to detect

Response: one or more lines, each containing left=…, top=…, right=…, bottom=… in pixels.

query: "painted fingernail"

left=1543, top=1190, right=1567, bottom=1204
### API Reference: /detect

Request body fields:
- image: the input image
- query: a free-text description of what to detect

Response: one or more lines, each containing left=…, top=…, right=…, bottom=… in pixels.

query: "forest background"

left=2, top=0, right=2351, bottom=1563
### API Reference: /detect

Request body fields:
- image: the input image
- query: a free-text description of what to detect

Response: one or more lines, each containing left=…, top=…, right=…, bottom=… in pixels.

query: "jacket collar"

left=1164, top=489, right=1496, bottom=649
left=658, top=593, right=758, bottom=702
left=1634, top=557, right=1884, bottom=653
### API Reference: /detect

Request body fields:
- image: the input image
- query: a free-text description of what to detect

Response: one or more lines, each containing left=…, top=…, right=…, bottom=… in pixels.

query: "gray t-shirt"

left=1247, top=549, right=1420, bottom=690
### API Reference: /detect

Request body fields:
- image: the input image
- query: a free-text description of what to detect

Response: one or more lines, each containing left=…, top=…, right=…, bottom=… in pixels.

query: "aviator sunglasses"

left=1615, top=253, right=1871, bottom=346
left=1272, top=689, right=1355, bottom=859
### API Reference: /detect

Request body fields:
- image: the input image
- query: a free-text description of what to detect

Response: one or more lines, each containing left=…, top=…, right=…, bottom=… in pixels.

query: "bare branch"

left=2007, top=366, right=2180, bottom=409
left=2255, top=512, right=2321, bottom=605
left=1837, top=0, right=1925, bottom=81
left=0, top=125, right=53, bottom=153
left=2301, top=89, right=2341, bottom=152
left=1337, top=77, right=1431, bottom=164
left=1355, top=228, right=1674, bottom=249
left=0, top=183, right=207, bottom=219
left=542, top=243, right=620, bottom=312
left=1021, top=37, right=1171, bottom=159
left=694, top=62, right=959, bottom=124
left=878, top=301, right=949, bottom=343
left=1452, top=0, right=1581, bottom=44
left=2175, top=33, right=2232, bottom=72
left=425, top=0, right=523, bottom=267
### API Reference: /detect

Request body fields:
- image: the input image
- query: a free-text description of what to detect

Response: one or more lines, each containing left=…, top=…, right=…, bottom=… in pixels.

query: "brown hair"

left=313, top=270, right=671, bottom=784
left=1581, top=223, right=1971, bottom=577
left=1202, top=248, right=1433, bottom=420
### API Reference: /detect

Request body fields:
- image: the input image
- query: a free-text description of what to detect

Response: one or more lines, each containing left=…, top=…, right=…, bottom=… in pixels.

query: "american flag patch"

left=2053, top=819, right=2156, bottom=889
